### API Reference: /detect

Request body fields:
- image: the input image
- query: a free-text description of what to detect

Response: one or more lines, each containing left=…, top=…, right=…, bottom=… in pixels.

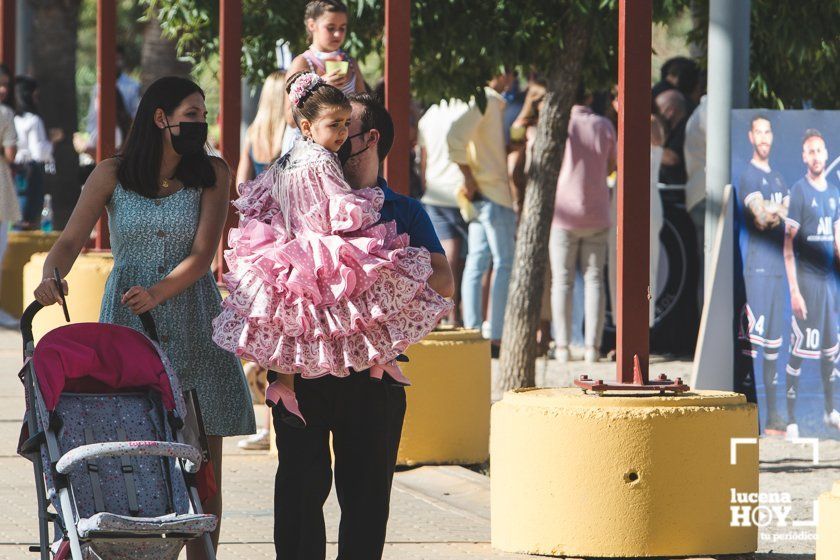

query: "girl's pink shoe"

left=369, top=359, right=411, bottom=387
left=265, top=381, right=306, bottom=428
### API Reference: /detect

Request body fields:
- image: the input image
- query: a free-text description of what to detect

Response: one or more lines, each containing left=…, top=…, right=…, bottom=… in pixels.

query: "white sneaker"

left=238, top=428, right=270, bottom=450
left=0, top=309, right=18, bottom=329
left=555, top=346, right=570, bottom=363
left=785, top=423, right=800, bottom=441
left=824, top=410, right=840, bottom=431
left=584, top=347, right=599, bottom=364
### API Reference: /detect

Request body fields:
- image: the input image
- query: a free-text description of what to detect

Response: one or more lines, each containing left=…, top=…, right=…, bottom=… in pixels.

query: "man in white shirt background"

left=447, top=71, right=518, bottom=357
left=419, top=98, right=470, bottom=325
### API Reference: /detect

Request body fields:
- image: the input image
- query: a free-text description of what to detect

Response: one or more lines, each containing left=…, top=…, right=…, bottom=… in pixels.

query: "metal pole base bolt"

left=574, top=354, right=690, bottom=395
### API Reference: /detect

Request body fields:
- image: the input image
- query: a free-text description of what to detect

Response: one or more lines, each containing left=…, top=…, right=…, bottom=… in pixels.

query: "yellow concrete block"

left=817, top=481, right=840, bottom=560
left=398, top=329, right=490, bottom=466
left=23, top=252, right=114, bottom=341
left=1, top=231, right=60, bottom=317
left=491, top=388, right=758, bottom=557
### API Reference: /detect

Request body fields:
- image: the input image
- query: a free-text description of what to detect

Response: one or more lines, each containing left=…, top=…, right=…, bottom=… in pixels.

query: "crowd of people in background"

left=223, top=49, right=708, bottom=374
left=231, top=54, right=707, bottom=452
left=409, top=56, right=706, bottom=364
left=0, top=37, right=709, bottom=445
left=0, top=52, right=141, bottom=328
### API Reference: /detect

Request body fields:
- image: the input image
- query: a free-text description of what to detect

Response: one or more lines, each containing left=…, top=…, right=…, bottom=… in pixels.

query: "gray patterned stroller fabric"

left=18, top=312, right=217, bottom=560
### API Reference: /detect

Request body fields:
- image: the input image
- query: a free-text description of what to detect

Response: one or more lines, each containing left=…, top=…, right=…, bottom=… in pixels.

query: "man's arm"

left=784, top=223, right=807, bottom=320
left=835, top=219, right=840, bottom=261
left=408, top=201, right=455, bottom=298
left=784, top=184, right=806, bottom=319
left=457, top=164, right=480, bottom=201
left=428, top=253, right=455, bottom=298
left=448, top=104, right=482, bottom=200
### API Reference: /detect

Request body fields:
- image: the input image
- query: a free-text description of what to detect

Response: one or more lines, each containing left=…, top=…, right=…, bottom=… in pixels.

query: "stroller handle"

left=20, top=300, right=159, bottom=352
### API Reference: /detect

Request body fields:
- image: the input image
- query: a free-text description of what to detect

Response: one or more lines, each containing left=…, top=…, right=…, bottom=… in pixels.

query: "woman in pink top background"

left=549, top=84, right=617, bottom=363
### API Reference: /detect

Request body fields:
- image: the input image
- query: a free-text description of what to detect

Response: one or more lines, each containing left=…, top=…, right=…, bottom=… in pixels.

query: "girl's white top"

left=14, top=112, right=53, bottom=164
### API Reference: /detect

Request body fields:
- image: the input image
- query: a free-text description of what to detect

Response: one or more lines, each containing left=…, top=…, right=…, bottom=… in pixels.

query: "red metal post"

left=94, top=0, right=116, bottom=250
left=216, top=0, right=241, bottom=282
left=0, top=0, right=15, bottom=75
left=615, top=0, right=651, bottom=383
left=383, top=0, right=410, bottom=195
left=574, top=0, right=687, bottom=395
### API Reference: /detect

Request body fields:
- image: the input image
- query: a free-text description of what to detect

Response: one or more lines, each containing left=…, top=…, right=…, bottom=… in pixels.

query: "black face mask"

left=338, top=130, right=371, bottom=166
left=164, top=116, right=208, bottom=156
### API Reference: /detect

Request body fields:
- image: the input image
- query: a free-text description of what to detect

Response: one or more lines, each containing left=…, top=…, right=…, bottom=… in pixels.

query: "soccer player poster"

left=732, top=110, right=840, bottom=439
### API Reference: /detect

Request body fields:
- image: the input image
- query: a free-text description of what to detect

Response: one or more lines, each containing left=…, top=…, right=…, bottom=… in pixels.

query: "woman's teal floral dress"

left=100, top=183, right=256, bottom=436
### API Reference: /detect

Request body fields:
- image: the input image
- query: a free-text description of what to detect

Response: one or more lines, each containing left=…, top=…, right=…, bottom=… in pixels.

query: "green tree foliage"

left=690, top=0, right=840, bottom=109
left=144, top=1, right=686, bottom=104
left=142, top=1, right=380, bottom=84
left=145, top=0, right=839, bottom=110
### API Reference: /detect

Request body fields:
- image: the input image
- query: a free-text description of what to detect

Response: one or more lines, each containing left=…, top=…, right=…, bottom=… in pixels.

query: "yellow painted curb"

left=491, top=388, right=758, bottom=557
left=817, top=481, right=840, bottom=560
left=1, top=231, right=60, bottom=317
left=398, top=329, right=490, bottom=466
left=23, top=252, right=114, bottom=341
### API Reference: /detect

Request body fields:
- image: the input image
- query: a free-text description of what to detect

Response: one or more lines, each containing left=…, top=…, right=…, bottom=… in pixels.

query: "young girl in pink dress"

left=212, top=72, right=451, bottom=426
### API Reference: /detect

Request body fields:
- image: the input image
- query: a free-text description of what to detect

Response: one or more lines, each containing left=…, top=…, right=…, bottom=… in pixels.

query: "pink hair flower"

left=289, top=73, right=323, bottom=107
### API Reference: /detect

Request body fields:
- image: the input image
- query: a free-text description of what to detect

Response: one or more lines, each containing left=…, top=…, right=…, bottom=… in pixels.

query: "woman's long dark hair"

left=14, top=76, right=38, bottom=115
left=117, top=76, right=216, bottom=198
left=115, top=88, right=132, bottom=143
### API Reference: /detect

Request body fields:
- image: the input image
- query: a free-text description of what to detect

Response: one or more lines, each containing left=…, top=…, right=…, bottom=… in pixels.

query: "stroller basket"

left=18, top=301, right=217, bottom=560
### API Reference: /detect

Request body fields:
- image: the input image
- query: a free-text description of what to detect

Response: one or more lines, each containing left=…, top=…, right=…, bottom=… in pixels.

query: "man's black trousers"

left=272, top=370, right=406, bottom=560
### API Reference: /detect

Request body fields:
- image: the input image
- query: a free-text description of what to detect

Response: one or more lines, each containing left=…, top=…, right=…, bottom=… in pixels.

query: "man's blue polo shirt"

left=376, top=177, right=445, bottom=255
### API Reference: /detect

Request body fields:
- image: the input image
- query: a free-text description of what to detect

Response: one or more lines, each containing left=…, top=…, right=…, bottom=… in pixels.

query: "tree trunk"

left=29, top=0, right=82, bottom=229
left=498, top=22, right=591, bottom=391
left=140, top=14, right=191, bottom=89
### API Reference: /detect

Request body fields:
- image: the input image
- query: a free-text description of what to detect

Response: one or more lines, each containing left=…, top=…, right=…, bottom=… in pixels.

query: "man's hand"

left=460, top=173, right=479, bottom=201
left=49, top=128, right=65, bottom=144
left=791, top=290, right=808, bottom=320
left=749, top=198, right=773, bottom=230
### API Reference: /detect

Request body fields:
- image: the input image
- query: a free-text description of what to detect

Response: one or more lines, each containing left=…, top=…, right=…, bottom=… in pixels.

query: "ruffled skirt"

left=212, top=218, right=452, bottom=377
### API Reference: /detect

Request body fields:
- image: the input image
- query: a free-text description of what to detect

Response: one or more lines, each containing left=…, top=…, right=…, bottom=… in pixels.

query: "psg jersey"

left=740, top=162, right=788, bottom=275
left=786, top=177, right=840, bottom=277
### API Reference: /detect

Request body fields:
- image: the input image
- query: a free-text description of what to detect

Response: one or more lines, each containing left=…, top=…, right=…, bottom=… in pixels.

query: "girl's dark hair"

left=117, top=76, right=217, bottom=198
left=286, top=71, right=350, bottom=126
left=14, top=75, right=38, bottom=115
left=0, top=64, right=14, bottom=109
left=304, top=0, right=348, bottom=39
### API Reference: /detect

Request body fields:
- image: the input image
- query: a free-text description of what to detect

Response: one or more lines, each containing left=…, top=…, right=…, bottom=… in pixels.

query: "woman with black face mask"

left=32, top=76, right=256, bottom=559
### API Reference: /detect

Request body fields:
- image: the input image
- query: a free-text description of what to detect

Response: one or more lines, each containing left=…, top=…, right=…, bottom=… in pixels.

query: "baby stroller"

left=17, top=295, right=218, bottom=560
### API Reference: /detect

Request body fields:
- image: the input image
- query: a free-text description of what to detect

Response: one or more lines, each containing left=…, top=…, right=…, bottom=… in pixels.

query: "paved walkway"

left=0, top=328, right=832, bottom=559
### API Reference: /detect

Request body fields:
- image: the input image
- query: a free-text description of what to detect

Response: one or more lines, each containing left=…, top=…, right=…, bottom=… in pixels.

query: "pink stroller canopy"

left=32, top=323, right=176, bottom=411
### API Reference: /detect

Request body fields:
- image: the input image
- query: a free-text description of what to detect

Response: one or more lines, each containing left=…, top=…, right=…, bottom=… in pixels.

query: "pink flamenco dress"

left=212, top=140, right=452, bottom=422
